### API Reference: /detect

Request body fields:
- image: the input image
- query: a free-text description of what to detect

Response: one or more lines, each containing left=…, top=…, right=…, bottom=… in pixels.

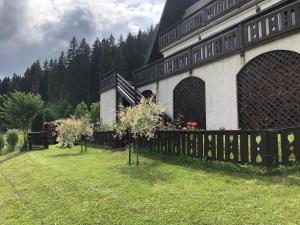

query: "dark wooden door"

left=173, top=77, right=206, bottom=129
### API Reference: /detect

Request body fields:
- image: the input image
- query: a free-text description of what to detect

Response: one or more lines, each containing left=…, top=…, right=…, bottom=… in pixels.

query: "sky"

left=0, top=0, right=165, bottom=78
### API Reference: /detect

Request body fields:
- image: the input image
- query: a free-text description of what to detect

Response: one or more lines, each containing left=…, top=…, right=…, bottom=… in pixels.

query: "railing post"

left=263, top=130, right=278, bottom=167
left=189, top=47, right=193, bottom=72
left=239, top=23, right=244, bottom=49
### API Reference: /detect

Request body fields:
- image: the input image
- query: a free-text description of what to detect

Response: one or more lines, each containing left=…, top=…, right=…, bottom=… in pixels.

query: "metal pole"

left=128, top=131, right=132, bottom=166
left=136, top=138, right=139, bottom=165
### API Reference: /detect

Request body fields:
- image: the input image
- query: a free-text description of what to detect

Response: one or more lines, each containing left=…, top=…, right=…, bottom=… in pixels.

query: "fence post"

left=45, top=132, right=49, bottom=149
left=28, top=135, right=32, bottom=151
left=264, top=131, right=278, bottom=167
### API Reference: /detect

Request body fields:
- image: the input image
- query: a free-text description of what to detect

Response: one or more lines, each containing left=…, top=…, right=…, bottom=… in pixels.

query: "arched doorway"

left=173, top=77, right=206, bottom=129
left=237, top=50, right=300, bottom=129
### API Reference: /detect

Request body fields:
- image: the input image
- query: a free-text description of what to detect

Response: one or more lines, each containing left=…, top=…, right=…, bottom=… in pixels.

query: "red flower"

left=187, top=121, right=198, bottom=127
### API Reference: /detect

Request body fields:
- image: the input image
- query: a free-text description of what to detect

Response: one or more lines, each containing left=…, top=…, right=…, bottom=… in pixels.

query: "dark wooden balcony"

left=134, top=0, right=300, bottom=87
left=159, top=0, right=252, bottom=49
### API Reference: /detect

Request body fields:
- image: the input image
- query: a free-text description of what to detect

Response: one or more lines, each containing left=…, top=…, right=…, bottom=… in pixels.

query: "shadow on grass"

left=88, top=144, right=127, bottom=152
left=0, top=151, right=26, bottom=165
left=50, top=153, right=85, bottom=158
left=135, top=150, right=300, bottom=187
left=117, top=160, right=174, bottom=185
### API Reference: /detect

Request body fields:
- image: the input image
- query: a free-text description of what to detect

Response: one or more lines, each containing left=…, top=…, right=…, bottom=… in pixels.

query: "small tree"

left=0, top=91, right=44, bottom=150
left=74, top=102, right=89, bottom=119
left=116, top=97, right=164, bottom=164
left=55, top=117, right=93, bottom=150
left=90, top=102, right=100, bottom=123
left=78, top=117, right=94, bottom=152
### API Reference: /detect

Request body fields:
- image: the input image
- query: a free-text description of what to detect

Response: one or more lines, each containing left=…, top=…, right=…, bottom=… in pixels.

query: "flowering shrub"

left=116, top=97, right=164, bottom=140
left=55, top=117, right=93, bottom=148
left=159, top=119, right=202, bottom=131
left=187, top=121, right=198, bottom=127
left=186, top=121, right=198, bottom=131
left=174, top=114, right=184, bottom=128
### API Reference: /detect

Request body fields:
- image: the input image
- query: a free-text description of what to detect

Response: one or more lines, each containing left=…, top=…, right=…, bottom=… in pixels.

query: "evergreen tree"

left=41, top=60, right=49, bottom=101
left=57, top=52, right=66, bottom=103
left=113, top=35, right=127, bottom=76
left=11, top=74, right=22, bottom=92
left=89, top=38, right=102, bottom=103
left=0, top=77, right=11, bottom=95
left=0, top=27, right=156, bottom=119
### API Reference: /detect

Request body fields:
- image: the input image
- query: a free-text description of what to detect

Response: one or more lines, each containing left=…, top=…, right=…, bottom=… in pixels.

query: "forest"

left=0, top=26, right=156, bottom=127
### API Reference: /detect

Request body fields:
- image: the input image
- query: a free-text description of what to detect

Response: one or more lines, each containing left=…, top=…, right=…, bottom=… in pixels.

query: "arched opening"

left=173, top=77, right=206, bottom=129
left=237, top=50, right=300, bottom=129
left=142, top=90, right=155, bottom=101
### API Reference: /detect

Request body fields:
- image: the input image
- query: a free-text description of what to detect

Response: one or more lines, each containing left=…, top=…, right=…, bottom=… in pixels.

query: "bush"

left=0, top=135, right=4, bottom=152
left=6, top=129, right=19, bottom=149
left=55, top=117, right=93, bottom=148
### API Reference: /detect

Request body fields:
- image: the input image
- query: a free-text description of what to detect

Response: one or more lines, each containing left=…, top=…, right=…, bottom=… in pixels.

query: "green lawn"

left=0, top=146, right=299, bottom=225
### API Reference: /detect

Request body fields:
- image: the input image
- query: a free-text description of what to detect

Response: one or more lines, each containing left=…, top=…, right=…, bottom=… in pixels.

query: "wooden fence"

left=93, top=132, right=127, bottom=149
left=28, top=132, right=49, bottom=150
left=93, top=128, right=300, bottom=167
left=44, top=122, right=58, bottom=145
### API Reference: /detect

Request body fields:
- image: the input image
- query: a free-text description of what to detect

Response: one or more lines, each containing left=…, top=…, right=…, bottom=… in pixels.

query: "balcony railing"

left=134, top=0, right=300, bottom=87
left=159, top=0, right=252, bottom=49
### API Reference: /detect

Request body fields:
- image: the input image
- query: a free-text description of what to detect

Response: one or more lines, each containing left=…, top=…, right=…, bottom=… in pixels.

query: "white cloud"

left=0, top=0, right=165, bottom=77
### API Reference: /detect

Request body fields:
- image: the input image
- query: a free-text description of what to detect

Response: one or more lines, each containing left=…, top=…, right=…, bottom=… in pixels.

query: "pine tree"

left=11, top=74, right=22, bottom=92
left=113, top=35, right=127, bottom=76
left=57, top=52, right=66, bottom=103
left=89, top=38, right=102, bottom=103
left=0, top=77, right=11, bottom=95
left=41, top=60, right=49, bottom=101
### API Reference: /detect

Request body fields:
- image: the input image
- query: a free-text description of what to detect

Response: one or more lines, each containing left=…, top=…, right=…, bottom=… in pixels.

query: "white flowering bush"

left=116, top=97, right=165, bottom=140
left=55, top=117, right=93, bottom=148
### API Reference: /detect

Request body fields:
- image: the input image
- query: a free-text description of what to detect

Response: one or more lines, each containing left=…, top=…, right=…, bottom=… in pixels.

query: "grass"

left=0, top=146, right=299, bottom=225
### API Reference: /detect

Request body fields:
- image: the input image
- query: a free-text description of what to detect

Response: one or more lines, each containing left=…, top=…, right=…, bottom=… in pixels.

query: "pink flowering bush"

left=55, top=117, right=93, bottom=148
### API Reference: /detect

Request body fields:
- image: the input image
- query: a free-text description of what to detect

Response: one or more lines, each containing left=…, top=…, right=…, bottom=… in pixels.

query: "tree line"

left=0, top=26, right=156, bottom=108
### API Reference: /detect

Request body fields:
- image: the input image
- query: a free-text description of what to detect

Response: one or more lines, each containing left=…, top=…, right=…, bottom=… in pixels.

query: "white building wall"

left=155, top=32, right=300, bottom=130
left=137, top=83, right=157, bottom=95
left=100, top=89, right=117, bottom=125
left=157, top=55, right=242, bottom=130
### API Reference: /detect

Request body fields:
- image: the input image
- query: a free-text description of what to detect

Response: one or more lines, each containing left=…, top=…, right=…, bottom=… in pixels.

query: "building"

left=100, top=0, right=300, bottom=130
